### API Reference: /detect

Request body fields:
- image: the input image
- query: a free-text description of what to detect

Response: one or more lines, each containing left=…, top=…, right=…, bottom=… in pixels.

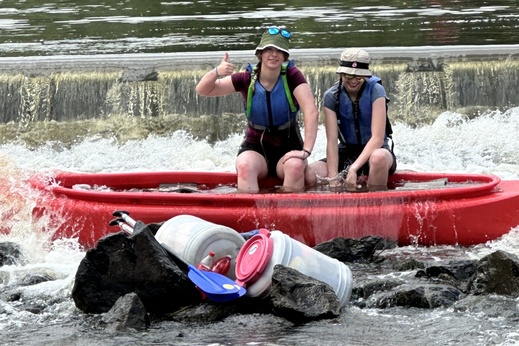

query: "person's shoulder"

left=233, top=69, right=249, bottom=79
left=324, top=82, right=339, bottom=96
left=285, top=62, right=308, bottom=86
left=372, top=80, right=386, bottom=93
left=286, top=64, right=303, bottom=77
left=231, top=71, right=251, bottom=91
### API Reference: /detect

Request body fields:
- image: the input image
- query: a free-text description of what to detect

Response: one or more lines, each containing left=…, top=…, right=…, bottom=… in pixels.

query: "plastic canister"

left=154, top=215, right=245, bottom=280
left=235, top=229, right=353, bottom=307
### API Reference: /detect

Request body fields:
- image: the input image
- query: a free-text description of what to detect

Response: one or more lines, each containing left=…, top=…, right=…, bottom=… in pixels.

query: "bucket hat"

left=336, top=48, right=372, bottom=76
left=255, top=27, right=290, bottom=56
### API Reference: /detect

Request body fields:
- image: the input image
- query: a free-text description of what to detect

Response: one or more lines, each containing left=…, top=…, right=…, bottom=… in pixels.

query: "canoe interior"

left=33, top=171, right=501, bottom=205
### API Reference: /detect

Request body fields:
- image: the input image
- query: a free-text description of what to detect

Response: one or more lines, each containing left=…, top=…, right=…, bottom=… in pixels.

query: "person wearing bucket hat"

left=306, top=48, right=397, bottom=190
left=195, top=26, right=319, bottom=193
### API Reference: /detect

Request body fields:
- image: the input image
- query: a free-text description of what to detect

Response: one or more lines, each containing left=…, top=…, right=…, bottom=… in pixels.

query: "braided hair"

left=250, top=63, right=261, bottom=95
left=334, top=76, right=343, bottom=115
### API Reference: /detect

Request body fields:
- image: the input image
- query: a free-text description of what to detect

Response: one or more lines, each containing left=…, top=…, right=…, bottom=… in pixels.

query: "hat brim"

left=255, top=43, right=290, bottom=56
left=336, top=66, right=371, bottom=77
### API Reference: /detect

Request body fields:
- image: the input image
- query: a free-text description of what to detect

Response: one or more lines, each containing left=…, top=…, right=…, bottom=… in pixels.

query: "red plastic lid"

left=235, top=228, right=274, bottom=287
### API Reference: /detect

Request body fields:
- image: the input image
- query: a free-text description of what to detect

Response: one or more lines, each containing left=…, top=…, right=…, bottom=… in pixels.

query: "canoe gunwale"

left=29, top=171, right=502, bottom=206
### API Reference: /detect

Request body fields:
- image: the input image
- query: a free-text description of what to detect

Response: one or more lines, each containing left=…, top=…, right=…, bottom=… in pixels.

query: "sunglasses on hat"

left=268, top=26, right=291, bottom=39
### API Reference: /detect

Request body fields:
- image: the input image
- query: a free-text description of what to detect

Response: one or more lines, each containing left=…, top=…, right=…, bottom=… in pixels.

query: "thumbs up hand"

left=215, top=53, right=235, bottom=78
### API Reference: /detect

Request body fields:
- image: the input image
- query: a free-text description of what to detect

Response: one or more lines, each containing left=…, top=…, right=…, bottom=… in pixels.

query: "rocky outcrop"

left=7, top=225, right=519, bottom=330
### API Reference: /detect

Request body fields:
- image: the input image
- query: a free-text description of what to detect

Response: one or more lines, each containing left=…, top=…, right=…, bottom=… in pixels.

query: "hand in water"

left=329, top=178, right=343, bottom=188
left=345, top=169, right=358, bottom=187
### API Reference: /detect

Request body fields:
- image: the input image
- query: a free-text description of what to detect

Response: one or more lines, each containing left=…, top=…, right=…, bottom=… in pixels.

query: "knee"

left=283, top=157, right=306, bottom=175
left=236, top=159, right=257, bottom=180
left=369, top=150, right=392, bottom=170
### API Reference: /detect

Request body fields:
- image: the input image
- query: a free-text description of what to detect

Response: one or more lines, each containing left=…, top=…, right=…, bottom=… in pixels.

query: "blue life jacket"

left=336, top=76, right=392, bottom=146
left=245, top=60, right=299, bottom=130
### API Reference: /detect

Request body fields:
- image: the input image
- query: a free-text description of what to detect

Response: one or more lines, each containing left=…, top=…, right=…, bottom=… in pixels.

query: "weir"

left=0, top=46, right=518, bottom=144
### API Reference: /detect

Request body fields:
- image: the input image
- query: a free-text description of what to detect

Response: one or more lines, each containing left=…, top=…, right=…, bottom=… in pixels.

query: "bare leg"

left=367, top=148, right=394, bottom=187
left=276, top=156, right=307, bottom=192
left=235, top=151, right=268, bottom=193
left=306, top=160, right=328, bottom=186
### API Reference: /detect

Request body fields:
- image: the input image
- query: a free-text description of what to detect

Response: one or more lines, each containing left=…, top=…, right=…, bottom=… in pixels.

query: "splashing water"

left=1, top=107, right=519, bottom=344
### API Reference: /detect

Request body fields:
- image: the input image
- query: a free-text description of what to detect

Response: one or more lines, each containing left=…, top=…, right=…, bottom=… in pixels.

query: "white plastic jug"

left=235, top=229, right=353, bottom=307
left=154, top=215, right=245, bottom=280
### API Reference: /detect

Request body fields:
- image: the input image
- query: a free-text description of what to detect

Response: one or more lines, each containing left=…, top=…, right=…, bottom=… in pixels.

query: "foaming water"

left=393, top=107, right=519, bottom=179
left=1, top=108, right=519, bottom=344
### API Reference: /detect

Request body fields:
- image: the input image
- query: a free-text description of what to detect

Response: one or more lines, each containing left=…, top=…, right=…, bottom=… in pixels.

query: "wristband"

left=303, top=149, right=311, bottom=156
left=215, top=67, right=222, bottom=79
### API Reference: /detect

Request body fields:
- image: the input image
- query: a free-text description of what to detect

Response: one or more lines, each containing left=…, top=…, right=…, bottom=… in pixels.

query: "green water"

left=0, top=0, right=517, bottom=56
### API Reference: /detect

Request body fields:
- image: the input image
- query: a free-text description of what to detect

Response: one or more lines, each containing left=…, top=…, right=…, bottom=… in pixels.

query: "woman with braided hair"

left=306, top=48, right=396, bottom=190
left=196, top=26, right=319, bottom=193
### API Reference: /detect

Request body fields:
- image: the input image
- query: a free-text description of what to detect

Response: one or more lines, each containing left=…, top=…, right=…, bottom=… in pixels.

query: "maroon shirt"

left=230, top=64, right=308, bottom=176
left=231, top=65, right=309, bottom=105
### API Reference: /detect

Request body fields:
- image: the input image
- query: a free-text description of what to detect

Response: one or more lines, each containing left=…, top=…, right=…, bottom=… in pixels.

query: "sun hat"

left=336, top=48, right=372, bottom=77
left=255, top=27, right=290, bottom=56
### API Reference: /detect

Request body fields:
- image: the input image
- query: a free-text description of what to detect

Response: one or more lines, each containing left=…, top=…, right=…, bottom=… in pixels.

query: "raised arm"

left=195, top=53, right=237, bottom=97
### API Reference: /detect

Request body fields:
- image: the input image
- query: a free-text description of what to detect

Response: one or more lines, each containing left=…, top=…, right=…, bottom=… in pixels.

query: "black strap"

left=340, top=61, right=370, bottom=70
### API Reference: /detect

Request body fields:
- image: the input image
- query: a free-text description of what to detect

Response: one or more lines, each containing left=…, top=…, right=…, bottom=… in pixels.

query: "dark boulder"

left=269, top=265, right=341, bottom=323
left=314, top=236, right=390, bottom=263
left=101, top=293, right=150, bottom=331
left=71, top=226, right=201, bottom=315
left=0, top=241, right=25, bottom=267
left=473, top=250, right=519, bottom=296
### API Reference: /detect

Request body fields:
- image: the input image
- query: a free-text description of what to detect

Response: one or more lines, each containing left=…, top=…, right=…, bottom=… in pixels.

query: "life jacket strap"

left=247, top=119, right=297, bottom=131
left=246, top=62, right=297, bottom=118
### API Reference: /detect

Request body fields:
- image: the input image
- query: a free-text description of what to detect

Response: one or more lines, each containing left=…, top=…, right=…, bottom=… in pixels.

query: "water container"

left=211, top=255, right=232, bottom=276
left=235, top=229, right=353, bottom=307
left=154, top=215, right=245, bottom=280
left=197, top=251, right=215, bottom=270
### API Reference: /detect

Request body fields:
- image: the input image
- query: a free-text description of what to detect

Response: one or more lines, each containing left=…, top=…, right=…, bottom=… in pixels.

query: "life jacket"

left=245, top=60, right=299, bottom=130
left=334, top=76, right=394, bottom=150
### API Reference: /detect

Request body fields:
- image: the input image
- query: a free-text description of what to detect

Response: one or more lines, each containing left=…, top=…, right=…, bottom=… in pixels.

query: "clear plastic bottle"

left=197, top=251, right=215, bottom=271
left=210, top=255, right=231, bottom=275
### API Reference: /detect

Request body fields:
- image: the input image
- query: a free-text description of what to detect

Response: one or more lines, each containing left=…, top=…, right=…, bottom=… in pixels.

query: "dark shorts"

left=238, top=126, right=303, bottom=177
left=320, top=143, right=397, bottom=177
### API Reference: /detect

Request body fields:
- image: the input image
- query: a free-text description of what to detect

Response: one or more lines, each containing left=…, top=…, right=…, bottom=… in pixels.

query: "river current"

left=1, top=1, right=519, bottom=345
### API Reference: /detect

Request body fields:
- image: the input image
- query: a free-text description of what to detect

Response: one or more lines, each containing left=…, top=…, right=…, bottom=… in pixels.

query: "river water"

left=1, top=1, right=519, bottom=345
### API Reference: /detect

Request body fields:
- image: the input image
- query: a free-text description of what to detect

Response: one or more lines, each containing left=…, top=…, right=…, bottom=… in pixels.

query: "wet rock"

left=314, top=236, right=390, bottom=263
left=72, top=222, right=519, bottom=326
left=269, top=265, right=341, bottom=323
left=452, top=295, right=519, bottom=320
left=5, top=292, right=21, bottom=302
left=387, top=257, right=426, bottom=271
left=0, top=242, right=25, bottom=267
left=367, top=283, right=464, bottom=309
left=101, top=293, right=150, bottom=331
left=164, top=297, right=268, bottom=323
left=71, top=225, right=202, bottom=315
left=19, top=273, right=54, bottom=286
left=416, top=259, right=478, bottom=293
left=473, top=250, right=519, bottom=297
left=352, top=278, right=406, bottom=302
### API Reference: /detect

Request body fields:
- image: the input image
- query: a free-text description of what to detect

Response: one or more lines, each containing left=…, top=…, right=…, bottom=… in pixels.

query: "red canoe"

left=29, top=171, right=519, bottom=249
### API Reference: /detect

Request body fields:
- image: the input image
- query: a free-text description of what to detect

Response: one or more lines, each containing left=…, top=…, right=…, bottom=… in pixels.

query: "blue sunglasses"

left=268, top=26, right=291, bottom=39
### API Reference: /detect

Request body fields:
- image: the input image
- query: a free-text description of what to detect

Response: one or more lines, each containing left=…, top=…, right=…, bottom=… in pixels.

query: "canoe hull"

left=29, top=171, right=519, bottom=248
